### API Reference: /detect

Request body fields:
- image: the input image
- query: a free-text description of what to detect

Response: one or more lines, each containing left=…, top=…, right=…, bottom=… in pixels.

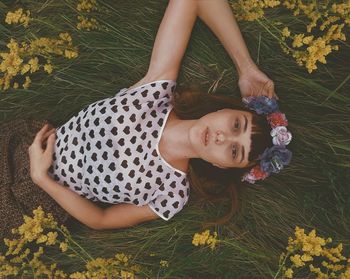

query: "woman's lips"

left=202, top=127, right=209, bottom=146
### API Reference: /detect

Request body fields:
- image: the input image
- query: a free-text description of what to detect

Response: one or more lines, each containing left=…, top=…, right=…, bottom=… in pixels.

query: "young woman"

left=28, top=0, right=290, bottom=230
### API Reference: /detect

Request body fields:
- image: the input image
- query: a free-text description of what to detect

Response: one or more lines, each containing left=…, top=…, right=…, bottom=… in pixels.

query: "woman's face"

left=189, top=109, right=253, bottom=168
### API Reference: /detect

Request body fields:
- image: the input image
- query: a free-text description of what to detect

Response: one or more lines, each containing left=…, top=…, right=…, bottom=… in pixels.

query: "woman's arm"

left=197, top=0, right=254, bottom=75
left=35, top=176, right=104, bottom=229
left=34, top=176, right=159, bottom=230
left=129, top=0, right=198, bottom=90
left=196, top=0, right=277, bottom=98
left=29, top=124, right=158, bottom=230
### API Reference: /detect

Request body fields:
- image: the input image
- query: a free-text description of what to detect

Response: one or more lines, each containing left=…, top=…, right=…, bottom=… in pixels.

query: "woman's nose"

left=215, top=130, right=232, bottom=144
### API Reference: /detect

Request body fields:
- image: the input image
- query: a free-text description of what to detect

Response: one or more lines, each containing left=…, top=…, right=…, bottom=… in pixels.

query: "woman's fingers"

left=32, top=124, right=55, bottom=151
left=44, top=133, right=56, bottom=155
left=34, top=124, right=50, bottom=142
left=43, top=128, right=56, bottom=141
left=268, top=82, right=278, bottom=100
left=268, top=83, right=274, bottom=99
left=38, top=124, right=55, bottom=141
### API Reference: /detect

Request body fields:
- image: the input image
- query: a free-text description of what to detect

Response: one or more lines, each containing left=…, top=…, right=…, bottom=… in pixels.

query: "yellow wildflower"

left=292, top=34, right=304, bottom=48
left=64, top=49, right=78, bottom=59
left=120, top=270, right=135, bottom=279
left=321, top=261, right=345, bottom=272
left=192, top=229, right=218, bottom=250
left=5, top=8, right=31, bottom=28
left=77, top=0, right=98, bottom=12
left=59, top=32, right=73, bottom=46
left=0, top=34, right=76, bottom=91
left=301, top=254, right=313, bottom=262
left=339, top=265, right=350, bottom=279
left=36, top=234, right=48, bottom=244
left=231, top=0, right=281, bottom=21
left=302, top=35, right=314, bottom=45
left=44, top=64, right=53, bottom=74
left=46, top=231, right=58, bottom=245
left=22, top=75, right=32, bottom=89
left=192, top=230, right=210, bottom=246
left=59, top=241, right=68, bottom=252
left=282, top=27, right=291, bottom=37
left=309, top=264, right=330, bottom=278
left=160, top=260, right=169, bottom=267
left=290, top=254, right=305, bottom=267
left=59, top=32, right=72, bottom=43
left=115, top=253, right=129, bottom=263
left=20, top=63, right=31, bottom=75
left=0, top=263, right=20, bottom=277
left=281, top=227, right=349, bottom=279
left=285, top=268, right=293, bottom=278
left=77, top=15, right=99, bottom=31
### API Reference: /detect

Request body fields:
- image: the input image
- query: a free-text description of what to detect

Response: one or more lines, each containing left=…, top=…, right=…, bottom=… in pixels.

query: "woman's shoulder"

left=113, top=77, right=177, bottom=106
left=127, top=76, right=176, bottom=92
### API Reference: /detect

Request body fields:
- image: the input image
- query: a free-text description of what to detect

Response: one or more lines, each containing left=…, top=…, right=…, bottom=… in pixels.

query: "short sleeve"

left=148, top=192, right=188, bottom=221
left=114, top=80, right=177, bottom=106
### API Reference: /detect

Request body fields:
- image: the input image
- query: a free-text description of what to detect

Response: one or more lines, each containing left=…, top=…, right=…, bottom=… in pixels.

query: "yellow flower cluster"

left=5, top=8, right=31, bottom=27
left=0, top=32, right=77, bottom=91
left=277, top=226, right=350, bottom=279
left=76, top=0, right=100, bottom=31
left=0, top=206, right=146, bottom=278
left=231, top=0, right=281, bottom=21
left=280, top=0, right=349, bottom=73
left=231, top=0, right=350, bottom=73
left=192, top=229, right=219, bottom=250
left=77, top=0, right=98, bottom=12
left=70, top=253, right=141, bottom=279
left=332, top=2, right=350, bottom=25
left=77, top=15, right=99, bottom=31
left=0, top=206, right=70, bottom=278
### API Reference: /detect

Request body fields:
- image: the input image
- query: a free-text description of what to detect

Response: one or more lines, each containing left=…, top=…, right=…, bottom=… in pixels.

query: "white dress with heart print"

left=47, top=80, right=190, bottom=221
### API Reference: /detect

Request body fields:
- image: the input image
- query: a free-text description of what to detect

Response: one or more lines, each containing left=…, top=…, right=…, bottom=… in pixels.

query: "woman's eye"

left=234, top=119, right=240, bottom=130
left=232, top=145, right=237, bottom=159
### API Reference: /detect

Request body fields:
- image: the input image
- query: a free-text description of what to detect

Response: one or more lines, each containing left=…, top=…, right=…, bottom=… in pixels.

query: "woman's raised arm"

left=129, top=0, right=198, bottom=90
left=196, top=0, right=277, bottom=99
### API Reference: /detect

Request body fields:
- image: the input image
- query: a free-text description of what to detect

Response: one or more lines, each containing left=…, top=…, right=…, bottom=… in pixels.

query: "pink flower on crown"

left=267, top=112, right=288, bottom=128
left=270, top=126, right=292, bottom=146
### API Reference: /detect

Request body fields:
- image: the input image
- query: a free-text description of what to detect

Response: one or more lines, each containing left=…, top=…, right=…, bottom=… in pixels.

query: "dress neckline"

left=155, top=106, right=187, bottom=176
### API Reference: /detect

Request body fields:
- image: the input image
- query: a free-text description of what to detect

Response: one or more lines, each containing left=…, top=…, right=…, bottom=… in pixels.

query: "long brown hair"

left=171, top=86, right=272, bottom=227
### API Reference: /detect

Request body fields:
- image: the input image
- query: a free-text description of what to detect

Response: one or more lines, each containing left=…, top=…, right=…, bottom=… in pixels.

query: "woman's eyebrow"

left=243, top=115, right=248, bottom=133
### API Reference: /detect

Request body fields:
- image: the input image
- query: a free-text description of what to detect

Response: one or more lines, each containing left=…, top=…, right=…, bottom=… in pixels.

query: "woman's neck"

left=158, top=110, right=198, bottom=171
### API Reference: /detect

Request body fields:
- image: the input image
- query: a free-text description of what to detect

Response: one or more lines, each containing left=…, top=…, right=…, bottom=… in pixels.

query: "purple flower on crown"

left=242, top=96, right=279, bottom=115
left=260, top=145, right=292, bottom=175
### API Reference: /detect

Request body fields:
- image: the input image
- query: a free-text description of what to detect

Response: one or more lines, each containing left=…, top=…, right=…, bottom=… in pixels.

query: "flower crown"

left=241, top=96, right=293, bottom=184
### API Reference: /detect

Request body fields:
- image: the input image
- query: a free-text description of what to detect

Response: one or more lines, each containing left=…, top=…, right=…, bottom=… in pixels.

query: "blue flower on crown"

left=260, top=145, right=292, bottom=175
left=242, top=96, right=279, bottom=115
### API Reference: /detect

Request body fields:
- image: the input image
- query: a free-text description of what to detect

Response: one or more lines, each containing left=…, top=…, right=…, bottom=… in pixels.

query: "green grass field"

left=1, top=0, right=349, bottom=278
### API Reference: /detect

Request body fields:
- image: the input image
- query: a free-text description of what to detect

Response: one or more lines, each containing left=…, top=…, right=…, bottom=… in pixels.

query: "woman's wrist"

left=32, top=172, right=51, bottom=187
left=235, top=57, right=257, bottom=76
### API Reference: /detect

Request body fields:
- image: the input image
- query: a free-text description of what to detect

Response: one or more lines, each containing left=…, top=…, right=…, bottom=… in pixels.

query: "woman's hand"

left=238, top=64, right=278, bottom=99
left=28, top=123, right=56, bottom=185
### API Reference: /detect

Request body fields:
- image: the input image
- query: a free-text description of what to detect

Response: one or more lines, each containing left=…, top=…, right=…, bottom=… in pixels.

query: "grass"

left=0, top=0, right=349, bottom=278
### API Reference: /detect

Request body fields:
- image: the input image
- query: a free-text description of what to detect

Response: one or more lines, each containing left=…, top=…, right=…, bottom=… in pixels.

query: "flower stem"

left=273, top=251, right=292, bottom=279
left=57, top=227, right=94, bottom=261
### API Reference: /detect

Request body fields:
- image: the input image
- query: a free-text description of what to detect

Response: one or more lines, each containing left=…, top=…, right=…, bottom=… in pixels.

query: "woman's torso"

left=47, top=80, right=190, bottom=220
